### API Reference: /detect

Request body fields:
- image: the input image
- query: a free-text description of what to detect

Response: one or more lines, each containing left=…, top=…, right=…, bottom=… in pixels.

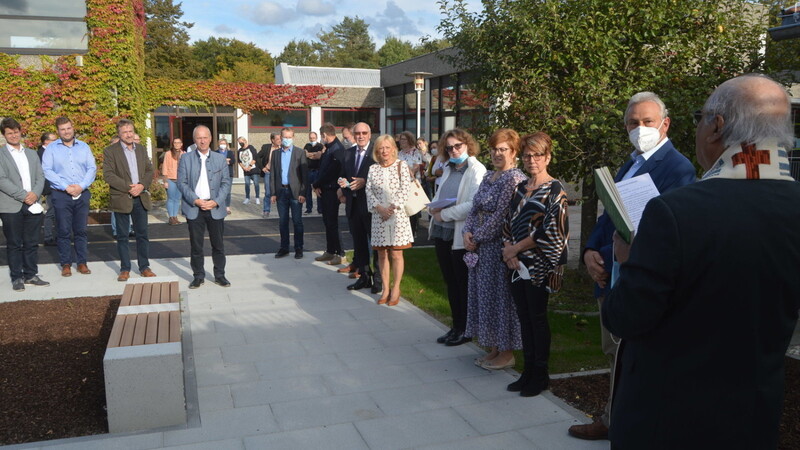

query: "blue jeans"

left=166, top=179, right=181, bottom=217
left=110, top=212, right=131, bottom=237
left=276, top=187, right=303, bottom=250
left=51, top=189, right=91, bottom=265
left=114, top=197, right=150, bottom=272
left=262, top=173, right=271, bottom=212
left=244, top=173, right=260, bottom=199
left=305, top=169, right=319, bottom=212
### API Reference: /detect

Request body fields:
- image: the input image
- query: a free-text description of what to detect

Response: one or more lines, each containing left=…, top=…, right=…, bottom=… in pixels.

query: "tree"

left=192, top=37, right=275, bottom=82
left=438, top=0, right=766, bottom=251
left=378, top=36, right=415, bottom=66
left=277, top=39, right=322, bottom=66
left=213, top=61, right=273, bottom=84
left=316, top=17, right=379, bottom=68
left=764, top=0, right=800, bottom=81
left=413, top=37, right=451, bottom=56
left=143, top=0, right=200, bottom=79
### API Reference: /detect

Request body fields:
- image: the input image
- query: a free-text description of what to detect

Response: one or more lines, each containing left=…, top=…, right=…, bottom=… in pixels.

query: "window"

left=250, top=109, right=309, bottom=128
left=0, top=1, right=88, bottom=54
left=322, top=109, right=380, bottom=133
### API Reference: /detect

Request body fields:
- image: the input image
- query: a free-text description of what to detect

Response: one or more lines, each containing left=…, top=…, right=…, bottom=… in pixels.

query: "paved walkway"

left=4, top=252, right=607, bottom=450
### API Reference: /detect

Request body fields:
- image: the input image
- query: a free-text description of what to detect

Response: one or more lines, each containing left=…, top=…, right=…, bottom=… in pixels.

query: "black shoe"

left=294, top=249, right=303, bottom=259
left=275, top=248, right=290, bottom=258
left=24, top=275, right=50, bottom=287
left=507, top=372, right=532, bottom=392
left=214, top=276, right=231, bottom=287
left=189, top=278, right=204, bottom=289
left=129, top=230, right=135, bottom=237
left=44, top=239, right=56, bottom=246
left=444, top=332, right=471, bottom=346
left=436, top=329, right=455, bottom=344
left=12, top=278, right=24, bottom=291
left=520, top=367, right=549, bottom=397
left=347, top=275, right=372, bottom=290
left=370, top=284, right=382, bottom=294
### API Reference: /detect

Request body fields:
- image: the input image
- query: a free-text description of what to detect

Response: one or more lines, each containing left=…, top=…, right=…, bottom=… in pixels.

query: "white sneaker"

left=243, top=198, right=250, bottom=204
left=255, top=197, right=261, bottom=205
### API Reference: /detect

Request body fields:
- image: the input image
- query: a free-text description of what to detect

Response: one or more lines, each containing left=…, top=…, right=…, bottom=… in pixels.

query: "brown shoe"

left=568, top=420, right=609, bottom=441
left=117, top=271, right=130, bottom=282
left=337, top=264, right=356, bottom=274
left=348, top=270, right=361, bottom=279
left=77, top=263, right=91, bottom=275
left=61, top=264, right=72, bottom=277
left=140, top=268, right=156, bottom=277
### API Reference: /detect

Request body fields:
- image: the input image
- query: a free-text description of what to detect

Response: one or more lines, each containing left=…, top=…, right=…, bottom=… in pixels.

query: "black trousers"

left=349, top=209, right=371, bottom=272
left=0, top=205, right=42, bottom=281
left=187, top=209, right=226, bottom=279
left=510, top=278, right=551, bottom=369
left=320, top=188, right=342, bottom=255
left=434, top=238, right=468, bottom=333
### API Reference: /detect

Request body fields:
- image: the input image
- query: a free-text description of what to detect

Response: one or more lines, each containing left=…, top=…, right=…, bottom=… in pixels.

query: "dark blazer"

left=176, top=149, right=231, bottom=220
left=313, top=137, right=344, bottom=191
left=103, top=142, right=154, bottom=212
left=602, top=179, right=800, bottom=449
left=0, top=146, right=45, bottom=213
left=270, top=146, right=308, bottom=199
left=584, top=139, right=696, bottom=297
left=337, top=142, right=375, bottom=218
left=36, top=146, right=52, bottom=196
left=257, top=144, right=272, bottom=175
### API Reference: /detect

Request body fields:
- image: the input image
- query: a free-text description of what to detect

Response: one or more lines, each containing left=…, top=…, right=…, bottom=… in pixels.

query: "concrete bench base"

left=104, top=342, right=185, bottom=433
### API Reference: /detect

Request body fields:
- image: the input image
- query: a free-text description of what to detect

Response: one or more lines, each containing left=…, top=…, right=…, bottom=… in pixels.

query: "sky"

left=180, top=0, right=482, bottom=57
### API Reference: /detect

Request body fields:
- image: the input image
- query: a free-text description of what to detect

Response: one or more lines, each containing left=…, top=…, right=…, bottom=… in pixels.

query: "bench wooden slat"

left=169, top=281, right=179, bottom=303
left=107, top=315, right=126, bottom=348
left=145, top=312, right=159, bottom=345
left=129, top=284, right=143, bottom=306
left=157, top=311, right=170, bottom=343
left=169, top=310, right=181, bottom=342
left=157, top=282, right=168, bottom=304
left=140, top=283, right=153, bottom=306
left=120, top=284, right=135, bottom=307
left=119, top=314, right=138, bottom=347
left=132, top=313, right=147, bottom=346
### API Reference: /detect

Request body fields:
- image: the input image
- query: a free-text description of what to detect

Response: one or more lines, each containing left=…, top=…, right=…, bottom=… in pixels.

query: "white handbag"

left=397, top=162, right=429, bottom=216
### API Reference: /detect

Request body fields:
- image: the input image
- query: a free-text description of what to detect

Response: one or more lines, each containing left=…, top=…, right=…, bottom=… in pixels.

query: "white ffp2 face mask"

left=628, top=121, right=663, bottom=153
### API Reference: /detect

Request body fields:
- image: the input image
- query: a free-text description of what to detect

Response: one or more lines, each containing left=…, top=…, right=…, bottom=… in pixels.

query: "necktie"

left=355, top=149, right=363, bottom=173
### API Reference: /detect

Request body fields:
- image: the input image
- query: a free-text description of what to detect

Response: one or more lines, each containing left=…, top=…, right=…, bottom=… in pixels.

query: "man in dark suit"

left=37, top=132, right=57, bottom=246
left=303, top=131, right=324, bottom=214
left=313, top=123, right=345, bottom=265
left=603, top=74, right=800, bottom=449
left=270, top=127, right=308, bottom=259
left=337, top=122, right=381, bottom=292
left=570, top=91, right=696, bottom=441
left=0, top=118, right=48, bottom=291
left=103, top=119, right=156, bottom=282
left=177, top=125, right=232, bottom=289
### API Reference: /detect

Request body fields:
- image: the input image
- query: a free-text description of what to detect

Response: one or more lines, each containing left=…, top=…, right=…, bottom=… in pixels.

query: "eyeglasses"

left=521, top=153, right=546, bottom=161
left=490, top=147, right=511, bottom=153
left=354, top=131, right=369, bottom=136
left=693, top=110, right=704, bottom=126
left=445, top=142, right=464, bottom=152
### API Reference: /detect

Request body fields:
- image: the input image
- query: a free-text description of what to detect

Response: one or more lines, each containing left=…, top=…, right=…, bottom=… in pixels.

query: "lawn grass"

left=373, top=247, right=609, bottom=374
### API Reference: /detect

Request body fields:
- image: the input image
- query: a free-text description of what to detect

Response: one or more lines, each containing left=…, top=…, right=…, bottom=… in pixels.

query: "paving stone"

left=314, top=318, right=386, bottom=338
left=372, top=326, right=443, bottom=347
left=195, top=362, right=259, bottom=387
left=271, top=392, right=383, bottom=430
left=242, top=423, right=368, bottom=450
left=338, top=345, right=429, bottom=370
left=161, top=438, right=244, bottom=450
left=454, top=395, right=574, bottom=435
left=162, top=406, right=278, bottom=447
left=407, top=356, right=488, bottom=382
left=255, top=353, right=348, bottom=380
left=355, top=408, right=479, bottom=450
left=323, top=364, right=423, bottom=395
left=299, top=333, right=384, bottom=356
left=368, top=380, right=478, bottom=415
left=417, top=430, right=534, bottom=450
left=197, top=385, right=234, bottom=412
left=40, top=432, right=163, bottom=450
left=191, top=330, right=246, bottom=350
left=456, top=373, right=520, bottom=402
left=414, top=341, right=480, bottom=360
left=230, top=375, right=330, bottom=407
left=220, top=341, right=307, bottom=364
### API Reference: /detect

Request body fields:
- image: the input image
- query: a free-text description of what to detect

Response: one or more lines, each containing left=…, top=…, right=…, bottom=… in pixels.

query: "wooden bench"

left=104, top=279, right=187, bottom=433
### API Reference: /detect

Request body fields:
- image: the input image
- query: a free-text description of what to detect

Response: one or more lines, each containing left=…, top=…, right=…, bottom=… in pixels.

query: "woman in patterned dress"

left=366, top=135, right=414, bottom=306
left=502, top=132, right=568, bottom=397
left=463, top=129, right=527, bottom=370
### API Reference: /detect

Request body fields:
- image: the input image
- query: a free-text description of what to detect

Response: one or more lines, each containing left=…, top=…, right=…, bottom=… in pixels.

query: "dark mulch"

left=550, top=357, right=800, bottom=449
left=0, top=296, right=119, bottom=445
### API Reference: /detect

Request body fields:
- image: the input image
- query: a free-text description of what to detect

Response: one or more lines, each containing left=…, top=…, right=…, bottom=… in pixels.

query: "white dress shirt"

left=194, top=151, right=211, bottom=200
left=7, top=144, right=32, bottom=192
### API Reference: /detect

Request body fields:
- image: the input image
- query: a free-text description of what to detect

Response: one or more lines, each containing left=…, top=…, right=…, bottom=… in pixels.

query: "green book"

left=594, top=167, right=634, bottom=244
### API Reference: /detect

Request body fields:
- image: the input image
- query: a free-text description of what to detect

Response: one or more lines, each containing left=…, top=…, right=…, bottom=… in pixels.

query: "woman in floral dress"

left=463, top=129, right=527, bottom=370
left=366, top=135, right=414, bottom=306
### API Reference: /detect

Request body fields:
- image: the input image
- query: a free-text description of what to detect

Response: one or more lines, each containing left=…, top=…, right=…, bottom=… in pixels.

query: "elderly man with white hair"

left=603, top=74, right=800, bottom=448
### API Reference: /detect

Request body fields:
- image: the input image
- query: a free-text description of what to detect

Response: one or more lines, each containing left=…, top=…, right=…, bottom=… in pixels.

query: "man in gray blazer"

left=270, top=127, right=308, bottom=259
left=0, top=118, right=49, bottom=291
left=177, top=125, right=232, bottom=289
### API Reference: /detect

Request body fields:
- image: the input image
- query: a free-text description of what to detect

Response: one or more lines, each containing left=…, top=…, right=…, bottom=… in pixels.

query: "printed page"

left=615, top=173, right=660, bottom=231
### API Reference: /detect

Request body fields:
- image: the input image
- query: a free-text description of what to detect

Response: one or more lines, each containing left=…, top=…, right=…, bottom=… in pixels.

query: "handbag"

left=397, top=161, right=429, bottom=216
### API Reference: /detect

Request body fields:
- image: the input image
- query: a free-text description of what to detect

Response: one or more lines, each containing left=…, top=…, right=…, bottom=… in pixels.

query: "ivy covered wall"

left=0, top=0, right=335, bottom=210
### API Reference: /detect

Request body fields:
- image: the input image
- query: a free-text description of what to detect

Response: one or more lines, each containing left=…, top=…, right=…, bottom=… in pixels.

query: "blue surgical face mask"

left=282, top=138, right=293, bottom=148
left=449, top=153, right=468, bottom=165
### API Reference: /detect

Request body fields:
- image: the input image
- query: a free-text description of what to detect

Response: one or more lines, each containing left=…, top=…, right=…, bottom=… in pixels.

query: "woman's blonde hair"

left=372, top=134, right=399, bottom=164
